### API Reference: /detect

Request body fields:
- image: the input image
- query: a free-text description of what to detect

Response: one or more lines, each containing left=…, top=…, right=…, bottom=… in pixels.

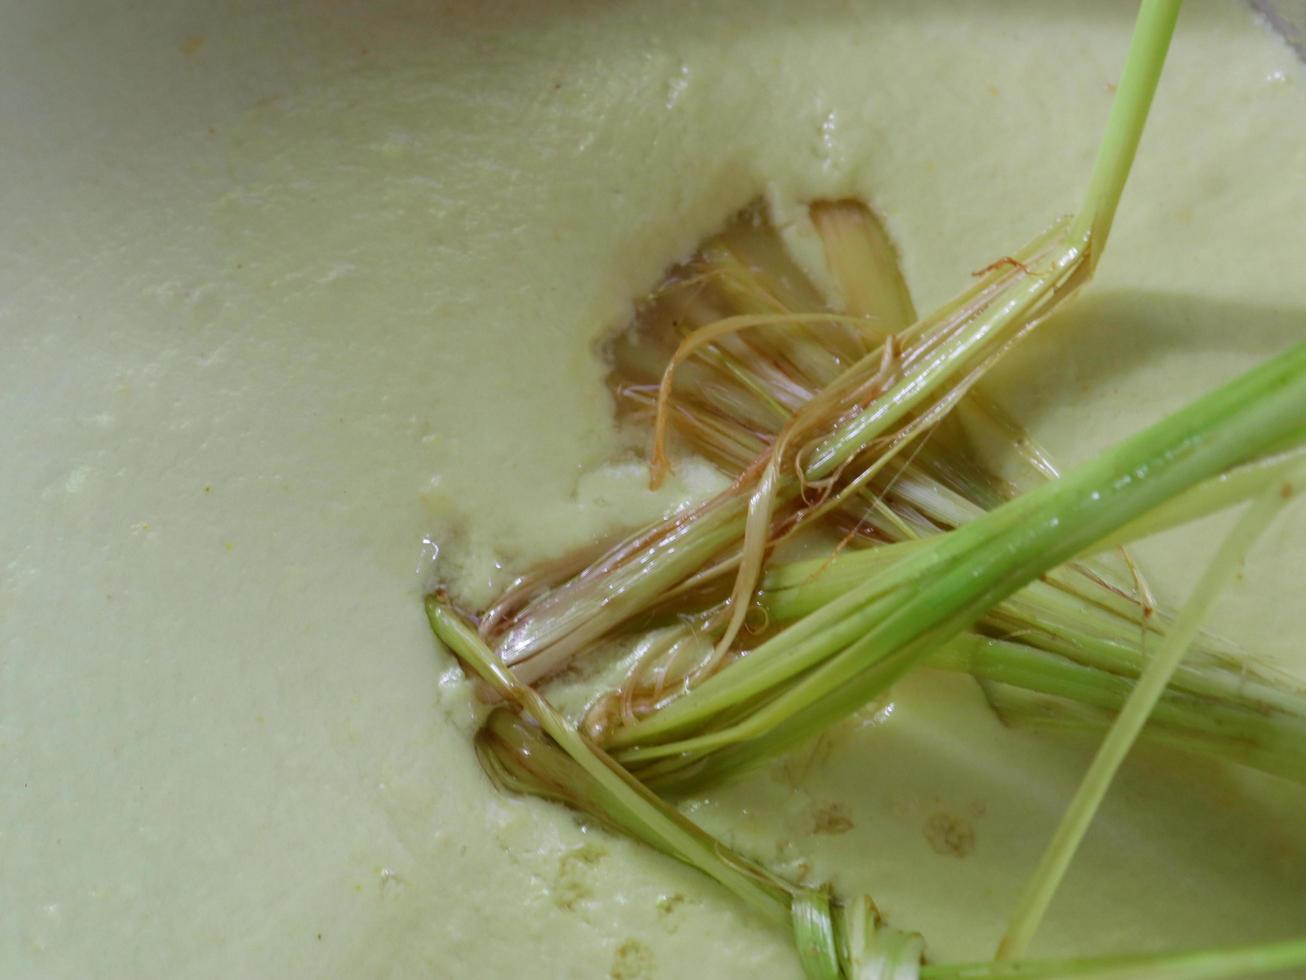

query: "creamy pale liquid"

left=3, top=1, right=1305, bottom=977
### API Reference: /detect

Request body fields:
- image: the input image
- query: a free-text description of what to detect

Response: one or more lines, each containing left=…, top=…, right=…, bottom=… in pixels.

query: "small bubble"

left=416, top=535, right=441, bottom=578
left=665, top=64, right=691, bottom=109
left=821, top=110, right=838, bottom=151
left=815, top=110, right=843, bottom=171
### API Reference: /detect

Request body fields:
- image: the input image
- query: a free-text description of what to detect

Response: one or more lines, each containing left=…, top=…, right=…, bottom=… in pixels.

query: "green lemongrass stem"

left=528, top=0, right=1183, bottom=685
left=973, top=678, right=1306, bottom=786
left=478, top=711, right=861, bottom=980
left=803, top=246, right=1082, bottom=480
left=958, top=388, right=1062, bottom=484
left=1091, top=445, right=1306, bottom=551
left=628, top=442, right=1306, bottom=739
left=792, top=891, right=844, bottom=980
left=712, top=340, right=903, bottom=667
left=480, top=529, right=630, bottom=638
left=995, top=474, right=1300, bottom=960
left=976, top=586, right=1289, bottom=712
left=934, top=636, right=1306, bottom=784
left=648, top=312, right=877, bottom=489
left=1068, top=0, right=1183, bottom=265
left=925, top=937, right=1306, bottom=980
left=497, top=222, right=1067, bottom=676
left=807, top=0, right=1181, bottom=477
left=498, top=492, right=749, bottom=680
left=641, top=390, right=1167, bottom=669
left=837, top=896, right=927, bottom=980
left=475, top=707, right=647, bottom=830
left=633, top=361, right=1160, bottom=641
left=661, top=215, right=1061, bottom=479
left=608, top=567, right=1306, bottom=785
left=610, top=343, right=1306, bottom=778
left=433, top=594, right=904, bottom=980
left=425, top=594, right=789, bottom=923
left=481, top=709, right=921, bottom=980
left=711, top=272, right=1071, bottom=675
left=758, top=451, right=1306, bottom=709
left=500, top=0, right=1180, bottom=696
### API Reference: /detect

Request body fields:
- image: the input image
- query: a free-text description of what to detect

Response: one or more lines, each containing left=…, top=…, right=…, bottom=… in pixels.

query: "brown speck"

left=656, top=893, right=685, bottom=918
left=924, top=812, right=975, bottom=857
left=987, top=84, right=999, bottom=97
left=203, top=485, right=213, bottom=494
left=811, top=801, right=855, bottom=836
left=1282, top=482, right=1294, bottom=499
left=553, top=843, right=606, bottom=911
left=180, top=36, right=206, bottom=56
left=1105, top=80, right=1118, bottom=93
left=610, top=939, right=655, bottom=980
left=316, top=933, right=323, bottom=941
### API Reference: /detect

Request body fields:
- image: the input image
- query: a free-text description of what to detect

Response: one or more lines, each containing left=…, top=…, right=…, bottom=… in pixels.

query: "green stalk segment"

left=995, top=473, right=1301, bottom=960
left=925, top=936, right=1306, bottom=980
left=610, top=344, right=1306, bottom=790
left=939, top=637, right=1306, bottom=785
left=1068, top=0, right=1184, bottom=263
left=429, top=593, right=926, bottom=980
left=426, top=594, right=790, bottom=923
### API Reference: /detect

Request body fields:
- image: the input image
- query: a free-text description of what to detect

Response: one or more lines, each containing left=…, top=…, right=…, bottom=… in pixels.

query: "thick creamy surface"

left=3, top=2, right=1306, bottom=977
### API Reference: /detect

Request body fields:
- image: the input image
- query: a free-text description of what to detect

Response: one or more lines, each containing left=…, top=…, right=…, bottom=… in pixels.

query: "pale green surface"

left=1, top=2, right=1305, bottom=978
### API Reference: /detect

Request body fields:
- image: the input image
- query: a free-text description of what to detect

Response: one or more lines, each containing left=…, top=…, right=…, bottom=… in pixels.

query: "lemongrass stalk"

left=632, top=555, right=1306, bottom=785
left=499, top=220, right=1075, bottom=681
left=699, top=232, right=1093, bottom=668
left=647, top=312, right=877, bottom=489
left=757, top=450, right=1306, bottom=716
left=430, top=593, right=918, bottom=980
left=924, top=936, right=1306, bottom=980
left=973, top=677, right=1306, bottom=785
left=759, top=475, right=1254, bottom=626
left=995, top=474, right=1299, bottom=960
left=837, top=895, right=927, bottom=980
left=792, top=891, right=844, bottom=980
left=1091, top=445, right=1306, bottom=550
left=1068, top=0, right=1183, bottom=265
left=811, top=200, right=918, bottom=328
left=935, top=636, right=1306, bottom=783
left=611, top=344, right=1306, bottom=785
left=508, top=0, right=1183, bottom=688
left=804, top=0, right=1181, bottom=477
left=802, top=244, right=1083, bottom=480
left=757, top=446, right=1306, bottom=667
left=496, top=492, right=750, bottom=681
left=427, top=593, right=792, bottom=921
